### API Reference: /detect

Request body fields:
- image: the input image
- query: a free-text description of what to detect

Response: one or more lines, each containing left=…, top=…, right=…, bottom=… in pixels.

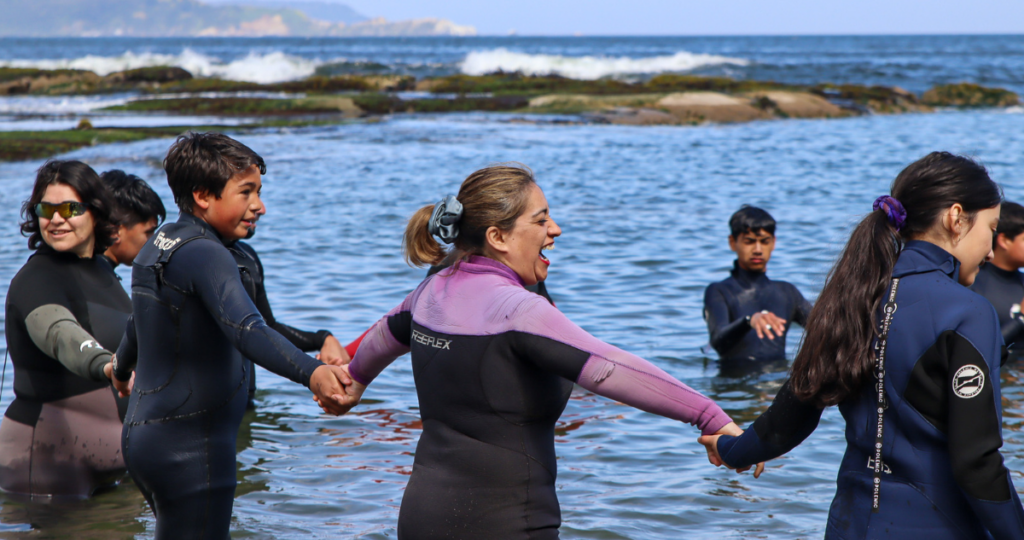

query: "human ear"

left=728, top=236, right=738, bottom=253
left=192, top=190, right=213, bottom=210
left=485, top=226, right=510, bottom=255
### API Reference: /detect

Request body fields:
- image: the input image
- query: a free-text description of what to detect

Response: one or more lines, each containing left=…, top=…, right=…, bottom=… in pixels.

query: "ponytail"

left=402, top=163, right=536, bottom=269
left=791, top=151, right=1001, bottom=408
left=403, top=204, right=446, bottom=267
left=790, top=211, right=900, bottom=407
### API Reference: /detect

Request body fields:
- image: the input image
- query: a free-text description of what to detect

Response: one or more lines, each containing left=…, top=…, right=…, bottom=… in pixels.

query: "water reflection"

left=0, top=109, right=1022, bottom=538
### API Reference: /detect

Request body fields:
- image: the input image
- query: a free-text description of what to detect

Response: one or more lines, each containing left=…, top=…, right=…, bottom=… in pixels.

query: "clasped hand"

left=311, top=363, right=365, bottom=415
left=698, top=422, right=765, bottom=478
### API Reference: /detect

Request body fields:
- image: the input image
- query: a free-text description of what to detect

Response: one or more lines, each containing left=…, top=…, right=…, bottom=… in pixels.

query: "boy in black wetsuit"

left=971, top=201, right=1024, bottom=354
left=703, top=205, right=811, bottom=369
left=100, top=170, right=166, bottom=267
left=108, top=132, right=352, bottom=539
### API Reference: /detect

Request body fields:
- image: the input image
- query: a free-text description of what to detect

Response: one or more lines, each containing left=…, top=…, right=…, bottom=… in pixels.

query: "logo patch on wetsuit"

left=952, top=365, right=985, bottom=399
left=153, top=231, right=181, bottom=251
left=79, top=339, right=101, bottom=351
left=411, top=329, right=452, bottom=350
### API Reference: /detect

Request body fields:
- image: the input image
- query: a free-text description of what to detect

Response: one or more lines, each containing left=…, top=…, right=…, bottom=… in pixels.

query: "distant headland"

left=0, top=0, right=477, bottom=37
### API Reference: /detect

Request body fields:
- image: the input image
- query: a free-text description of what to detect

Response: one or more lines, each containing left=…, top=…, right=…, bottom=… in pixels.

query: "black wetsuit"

left=229, top=241, right=331, bottom=408
left=114, top=213, right=322, bottom=539
left=717, top=242, right=1024, bottom=539
left=703, top=262, right=811, bottom=365
left=349, top=256, right=731, bottom=539
left=971, top=263, right=1024, bottom=352
left=1, top=246, right=130, bottom=497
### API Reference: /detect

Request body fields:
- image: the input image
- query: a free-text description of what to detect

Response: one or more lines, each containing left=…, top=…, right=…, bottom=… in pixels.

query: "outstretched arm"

left=710, top=379, right=823, bottom=469
left=25, top=304, right=112, bottom=382
left=513, top=297, right=733, bottom=435
left=184, top=241, right=352, bottom=413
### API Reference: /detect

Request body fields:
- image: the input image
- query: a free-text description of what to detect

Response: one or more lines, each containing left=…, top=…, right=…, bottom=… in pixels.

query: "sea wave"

left=459, top=48, right=750, bottom=79
left=0, top=49, right=320, bottom=84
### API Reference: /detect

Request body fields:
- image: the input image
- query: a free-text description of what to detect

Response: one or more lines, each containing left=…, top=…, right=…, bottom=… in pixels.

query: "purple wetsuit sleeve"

left=577, top=355, right=732, bottom=435
left=347, top=285, right=424, bottom=386
left=517, top=296, right=733, bottom=435
left=348, top=315, right=410, bottom=385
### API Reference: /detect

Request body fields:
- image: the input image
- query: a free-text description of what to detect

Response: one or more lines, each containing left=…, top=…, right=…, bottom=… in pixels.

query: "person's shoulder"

left=11, top=250, right=64, bottom=286
left=233, top=241, right=258, bottom=258
left=704, top=276, right=733, bottom=298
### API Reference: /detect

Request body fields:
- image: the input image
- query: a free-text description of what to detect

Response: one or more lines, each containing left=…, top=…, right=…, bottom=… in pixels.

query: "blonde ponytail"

left=403, top=204, right=447, bottom=267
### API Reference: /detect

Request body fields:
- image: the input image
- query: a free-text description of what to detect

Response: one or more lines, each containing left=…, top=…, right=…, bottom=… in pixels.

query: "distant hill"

left=205, top=0, right=367, bottom=25
left=0, top=0, right=476, bottom=37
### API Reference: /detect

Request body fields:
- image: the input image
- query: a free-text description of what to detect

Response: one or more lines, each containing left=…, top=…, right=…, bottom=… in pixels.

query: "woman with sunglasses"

left=0, top=160, right=131, bottom=497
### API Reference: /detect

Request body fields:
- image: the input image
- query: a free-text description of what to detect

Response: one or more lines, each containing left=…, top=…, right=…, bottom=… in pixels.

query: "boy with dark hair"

left=971, top=201, right=1024, bottom=353
left=100, top=170, right=166, bottom=267
left=106, top=132, right=352, bottom=538
left=703, top=205, right=812, bottom=368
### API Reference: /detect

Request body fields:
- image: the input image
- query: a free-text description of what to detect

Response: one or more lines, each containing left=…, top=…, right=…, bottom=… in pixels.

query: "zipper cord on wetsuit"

left=872, top=277, right=900, bottom=513
left=0, top=348, right=8, bottom=405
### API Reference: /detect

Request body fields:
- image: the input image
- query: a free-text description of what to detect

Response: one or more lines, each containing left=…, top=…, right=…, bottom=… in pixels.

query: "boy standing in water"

left=703, top=205, right=812, bottom=367
left=108, top=132, right=352, bottom=538
left=971, top=201, right=1024, bottom=354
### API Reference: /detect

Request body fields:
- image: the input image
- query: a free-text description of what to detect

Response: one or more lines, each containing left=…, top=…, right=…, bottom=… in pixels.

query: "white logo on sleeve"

left=153, top=231, right=181, bottom=251
left=79, top=340, right=101, bottom=352
left=952, top=365, right=985, bottom=399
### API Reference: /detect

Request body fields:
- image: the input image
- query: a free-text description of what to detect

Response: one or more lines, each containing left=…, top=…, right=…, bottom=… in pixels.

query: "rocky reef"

left=1, top=67, right=1020, bottom=162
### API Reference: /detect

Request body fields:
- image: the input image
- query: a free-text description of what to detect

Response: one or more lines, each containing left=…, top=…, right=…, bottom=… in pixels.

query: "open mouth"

left=539, top=243, right=553, bottom=265
left=47, top=229, right=72, bottom=239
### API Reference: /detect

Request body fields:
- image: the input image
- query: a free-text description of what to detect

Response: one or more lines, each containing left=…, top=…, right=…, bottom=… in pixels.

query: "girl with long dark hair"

left=700, top=151, right=1024, bottom=539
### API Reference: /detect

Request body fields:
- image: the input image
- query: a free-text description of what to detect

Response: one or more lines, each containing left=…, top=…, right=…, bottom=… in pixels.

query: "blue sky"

left=273, top=0, right=1024, bottom=35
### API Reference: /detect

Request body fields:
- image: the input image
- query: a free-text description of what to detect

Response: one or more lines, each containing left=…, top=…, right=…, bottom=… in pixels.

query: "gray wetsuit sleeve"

left=26, top=304, right=111, bottom=381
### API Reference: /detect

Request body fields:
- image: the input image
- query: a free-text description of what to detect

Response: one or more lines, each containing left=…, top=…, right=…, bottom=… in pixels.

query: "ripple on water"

left=0, top=110, right=1022, bottom=538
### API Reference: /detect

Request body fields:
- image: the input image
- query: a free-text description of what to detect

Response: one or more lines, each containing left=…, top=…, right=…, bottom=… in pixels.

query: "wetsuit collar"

left=178, top=212, right=230, bottom=246
left=730, top=260, right=769, bottom=287
left=983, top=262, right=1024, bottom=283
left=460, top=255, right=527, bottom=287
left=33, top=242, right=94, bottom=261
left=892, top=240, right=960, bottom=281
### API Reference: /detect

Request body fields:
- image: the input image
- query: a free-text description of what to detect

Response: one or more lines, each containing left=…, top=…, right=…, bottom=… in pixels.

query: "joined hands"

left=698, top=422, right=765, bottom=478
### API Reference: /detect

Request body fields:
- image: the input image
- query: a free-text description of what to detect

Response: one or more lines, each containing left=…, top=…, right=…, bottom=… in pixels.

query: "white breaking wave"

left=0, top=49, right=320, bottom=84
left=460, top=48, right=749, bottom=80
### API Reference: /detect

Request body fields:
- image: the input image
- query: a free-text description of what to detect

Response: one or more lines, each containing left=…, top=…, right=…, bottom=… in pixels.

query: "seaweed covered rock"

left=921, top=83, right=1020, bottom=108
left=0, top=68, right=101, bottom=95
left=104, top=66, right=193, bottom=84
left=811, top=84, right=929, bottom=114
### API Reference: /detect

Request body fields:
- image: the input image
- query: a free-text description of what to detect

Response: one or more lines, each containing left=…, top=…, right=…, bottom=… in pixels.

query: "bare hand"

left=698, top=422, right=766, bottom=478
left=104, top=361, right=134, bottom=398
left=309, top=364, right=359, bottom=415
left=316, top=335, right=350, bottom=366
left=750, top=311, right=787, bottom=340
left=313, top=364, right=365, bottom=415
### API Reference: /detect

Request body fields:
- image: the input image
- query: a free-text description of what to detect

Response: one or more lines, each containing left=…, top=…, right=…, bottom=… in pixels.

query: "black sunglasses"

left=34, top=201, right=89, bottom=220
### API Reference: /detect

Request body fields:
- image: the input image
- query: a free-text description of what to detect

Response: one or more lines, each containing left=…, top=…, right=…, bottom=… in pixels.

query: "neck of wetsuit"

left=179, top=212, right=230, bottom=247
left=985, top=261, right=1022, bottom=281
left=33, top=242, right=95, bottom=261
left=893, top=240, right=960, bottom=282
left=731, top=260, right=768, bottom=287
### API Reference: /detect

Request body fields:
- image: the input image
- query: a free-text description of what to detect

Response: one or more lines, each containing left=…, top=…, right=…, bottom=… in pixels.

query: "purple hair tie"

left=873, top=195, right=907, bottom=231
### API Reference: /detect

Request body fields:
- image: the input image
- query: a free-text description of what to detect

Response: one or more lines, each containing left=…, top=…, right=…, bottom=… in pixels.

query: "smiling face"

left=728, top=229, right=775, bottom=272
left=951, top=205, right=1000, bottom=286
left=38, top=183, right=96, bottom=258
left=192, top=165, right=266, bottom=241
left=484, top=184, right=562, bottom=286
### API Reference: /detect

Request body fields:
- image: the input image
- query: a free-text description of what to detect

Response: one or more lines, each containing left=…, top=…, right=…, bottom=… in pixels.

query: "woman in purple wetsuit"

left=337, top=164, right=746, bottom=539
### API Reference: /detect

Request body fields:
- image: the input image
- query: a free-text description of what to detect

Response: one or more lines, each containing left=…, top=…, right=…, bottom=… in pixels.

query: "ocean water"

left=2, top=35, right=1024, bottom=539
left=1, top=35, right=1023, bottom=90
left=0, top=107, right=1023, bottom=538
